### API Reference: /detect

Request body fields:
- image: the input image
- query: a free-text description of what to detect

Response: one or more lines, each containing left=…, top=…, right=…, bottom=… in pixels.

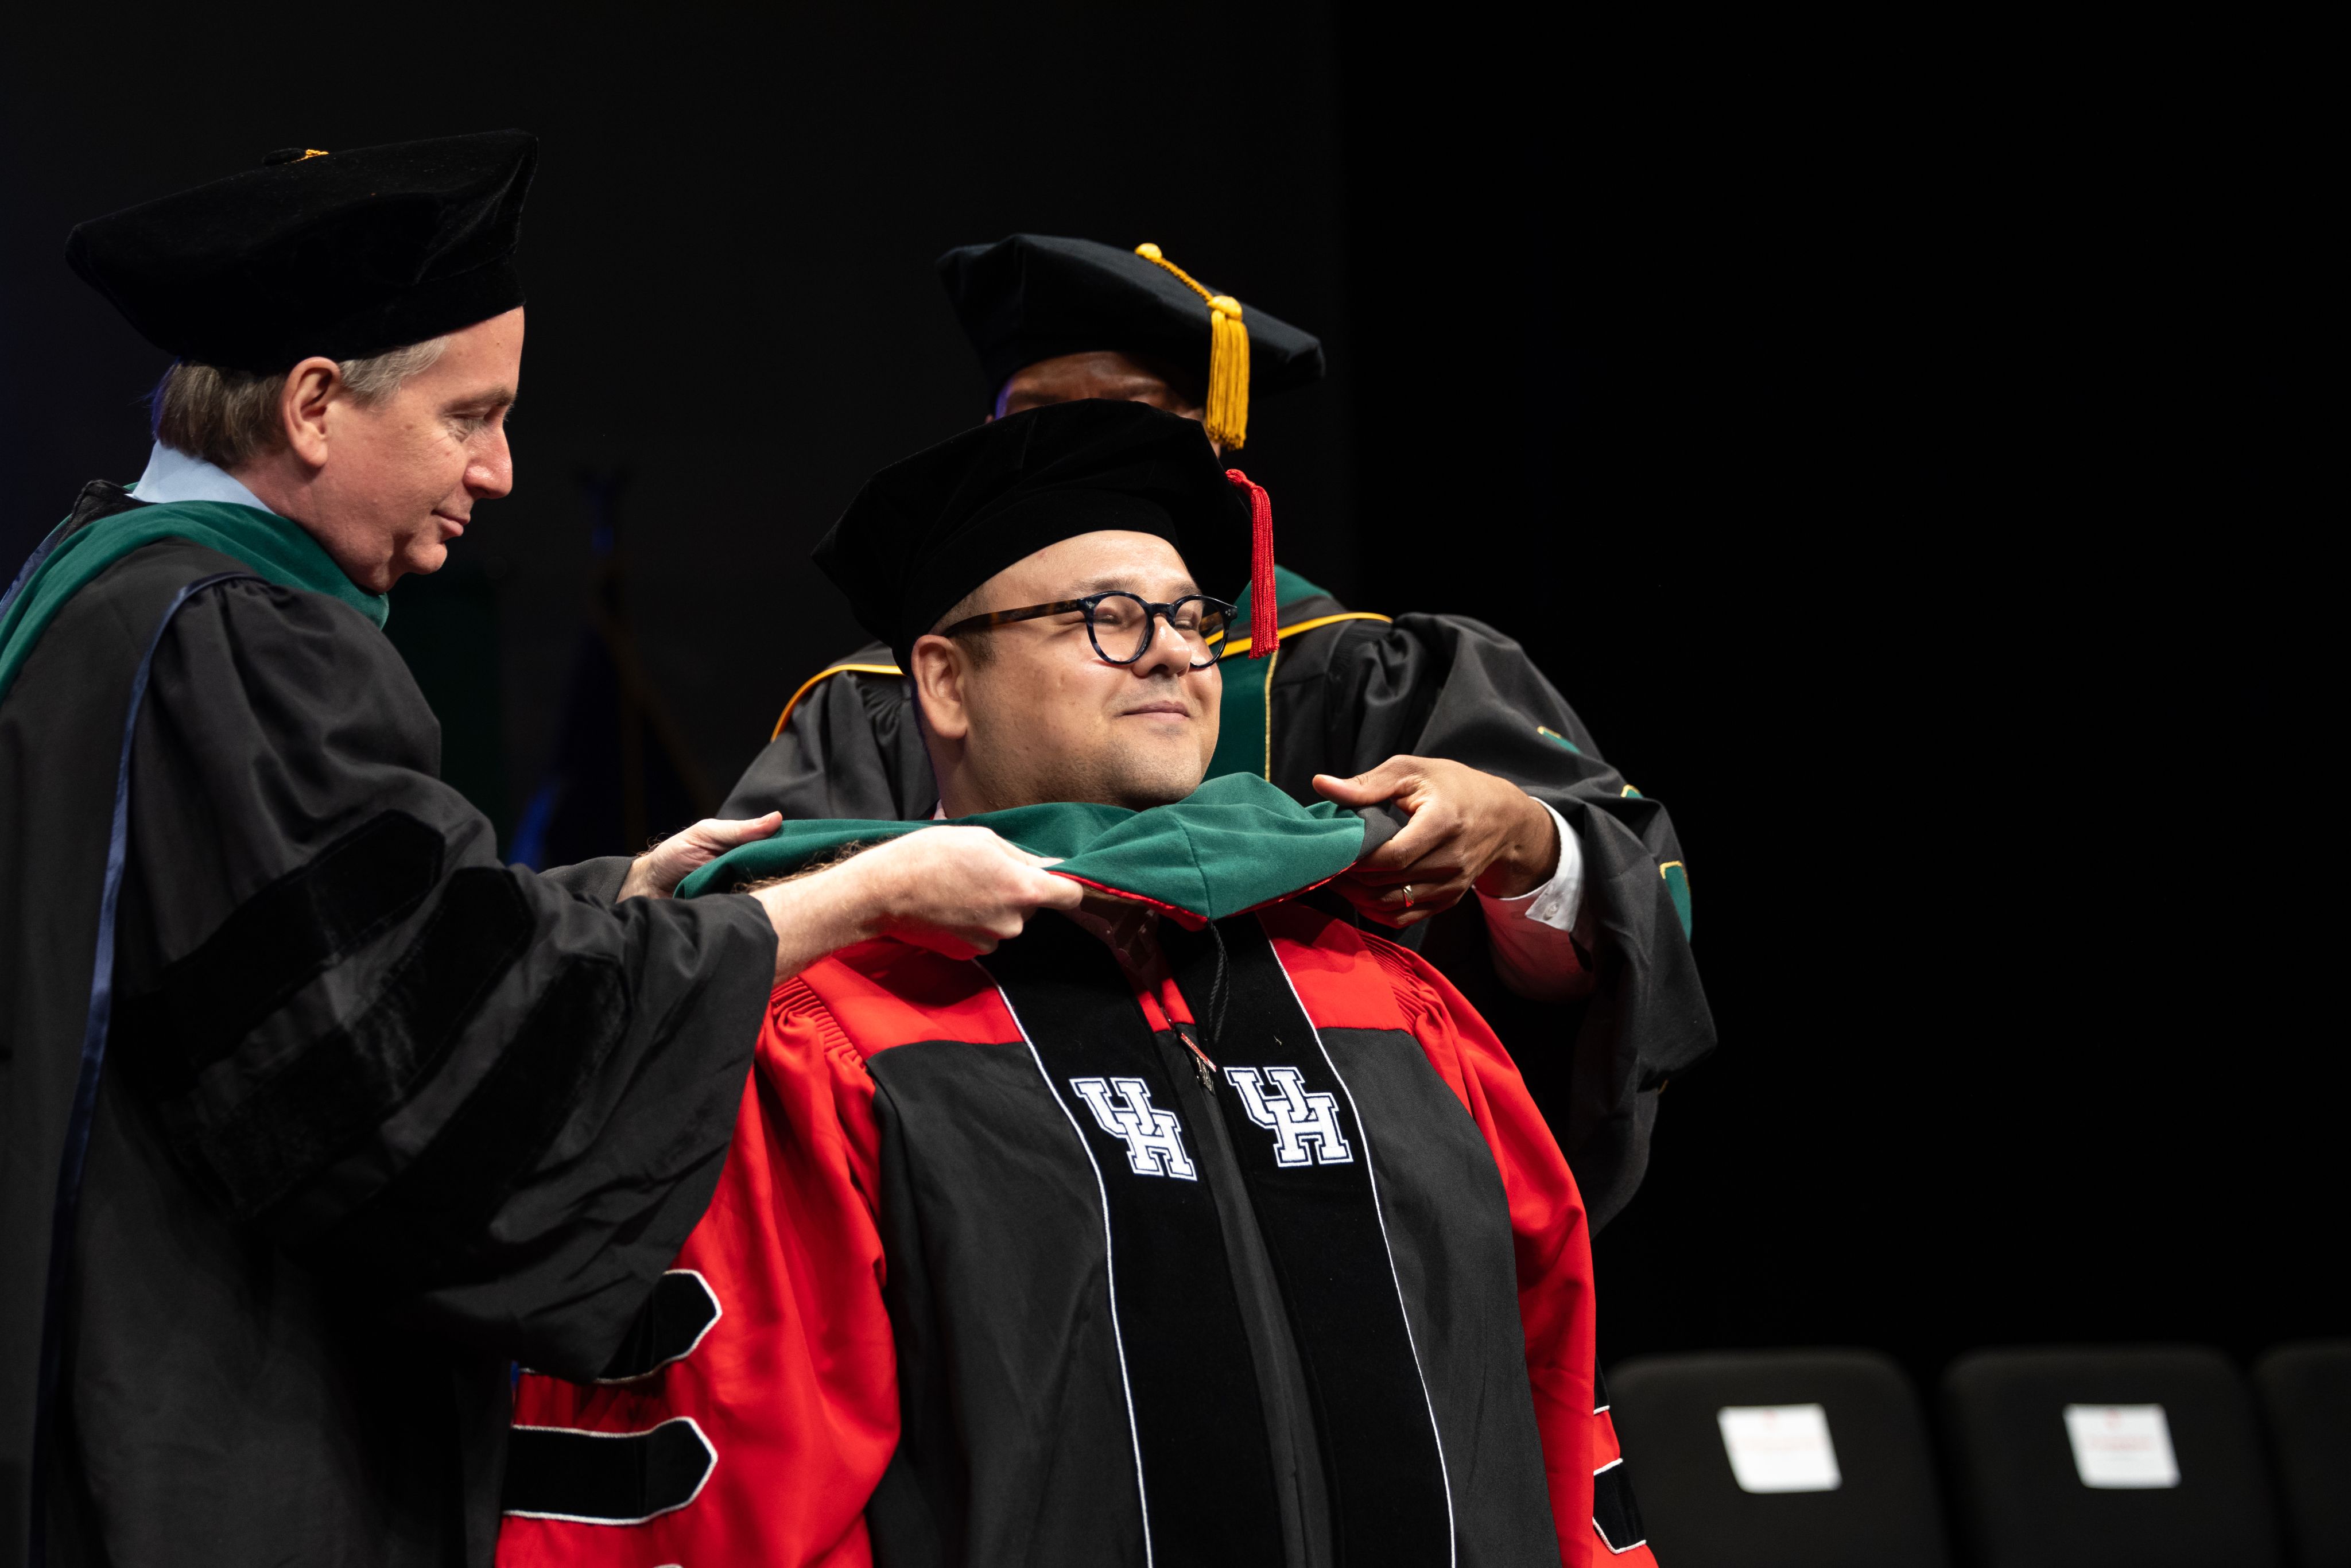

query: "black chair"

left=2254, top=1341, right=2351, bottom=1568
left=1607, top=1348, right=1949, bottom=1567
left=1942, top=1345, right=2281, bottom=1568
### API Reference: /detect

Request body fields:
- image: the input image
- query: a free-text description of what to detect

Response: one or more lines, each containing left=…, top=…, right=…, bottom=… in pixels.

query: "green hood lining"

left=678, top=772, right=1367, bottom=925
left=1, top=500, right=387, bottom=705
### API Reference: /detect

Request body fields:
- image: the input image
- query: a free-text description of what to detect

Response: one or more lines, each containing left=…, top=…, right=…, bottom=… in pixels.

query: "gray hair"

left=149, top=336, right=449, bottom=471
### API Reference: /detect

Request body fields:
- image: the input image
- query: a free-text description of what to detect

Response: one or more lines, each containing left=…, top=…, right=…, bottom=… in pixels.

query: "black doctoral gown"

left=721, top=572, right=1717, bottom=1231
left=1, top=484, right=777, bottom=1567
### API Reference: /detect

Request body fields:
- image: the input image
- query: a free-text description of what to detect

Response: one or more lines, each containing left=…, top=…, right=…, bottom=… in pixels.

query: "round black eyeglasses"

left=941, top=592, right=1236, bottom=669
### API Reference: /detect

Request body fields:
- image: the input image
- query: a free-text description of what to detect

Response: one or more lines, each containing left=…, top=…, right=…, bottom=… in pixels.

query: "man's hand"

left=619, top=813, right=785, bottom=901
left=844, top=827, right=1087, bottom=957
left=751, top=826, right=1084, bottom=982
left=1314, top=756, right=1559, bottom=928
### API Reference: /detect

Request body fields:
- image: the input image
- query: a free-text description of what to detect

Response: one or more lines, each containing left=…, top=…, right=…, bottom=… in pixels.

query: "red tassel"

left=1225, top=468, right=1276, bottom=658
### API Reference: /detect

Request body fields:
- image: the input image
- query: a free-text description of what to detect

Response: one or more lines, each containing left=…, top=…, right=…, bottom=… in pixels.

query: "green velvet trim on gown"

left=1, top=500, right=387, bottom=703
left=1205, top=565, right=1333, bottom=783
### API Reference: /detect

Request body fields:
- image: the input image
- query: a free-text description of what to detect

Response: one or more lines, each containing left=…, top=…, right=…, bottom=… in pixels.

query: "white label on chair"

left=1717, top=1404, right=1842, bottom=1493
left=2064, top=1404, right=2180, bottom=1488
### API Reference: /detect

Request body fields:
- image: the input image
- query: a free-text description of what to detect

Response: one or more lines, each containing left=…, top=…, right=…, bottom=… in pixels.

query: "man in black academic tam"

left=496, top=395, right=1651, bottom=1568
left=0, top=136, right=1077, bottom=1568
left=52, top=130, right=547, bottom=591
left=729, top=232, right=1719, bottom=1251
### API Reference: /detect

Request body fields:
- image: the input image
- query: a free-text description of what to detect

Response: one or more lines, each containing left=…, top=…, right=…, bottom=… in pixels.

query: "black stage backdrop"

left=3, top=4, right=2330, bottom=1403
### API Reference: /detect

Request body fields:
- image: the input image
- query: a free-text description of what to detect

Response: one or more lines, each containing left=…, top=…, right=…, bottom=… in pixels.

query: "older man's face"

left=307, top=308, right=522, bottom=590
left=919, top=531, right=1223, bottom=814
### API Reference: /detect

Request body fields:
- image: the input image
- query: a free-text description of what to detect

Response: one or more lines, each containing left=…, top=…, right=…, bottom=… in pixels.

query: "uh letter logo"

left=1069, top=1076, right=1198, bottom=1180
left=1224, top=1066, right=1354, bottom=1167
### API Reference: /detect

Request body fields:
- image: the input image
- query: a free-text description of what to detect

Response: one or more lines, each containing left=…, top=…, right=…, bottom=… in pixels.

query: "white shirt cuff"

left=1475, top=800, right=1593, bottom=1003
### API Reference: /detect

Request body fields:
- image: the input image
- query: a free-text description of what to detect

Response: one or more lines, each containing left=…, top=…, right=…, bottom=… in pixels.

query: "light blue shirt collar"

left=130, top=442, right=274, bottom=514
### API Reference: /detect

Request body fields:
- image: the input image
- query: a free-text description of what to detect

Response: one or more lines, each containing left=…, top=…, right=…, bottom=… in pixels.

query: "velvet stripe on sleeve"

left=502, top=979, right=896, bottom=1568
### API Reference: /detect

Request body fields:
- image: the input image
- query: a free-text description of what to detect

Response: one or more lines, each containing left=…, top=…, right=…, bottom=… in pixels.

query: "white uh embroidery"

left=1069, top=1076, right=1198, bottom=1180
left=1224, top=1066, right=1355, bottom=1167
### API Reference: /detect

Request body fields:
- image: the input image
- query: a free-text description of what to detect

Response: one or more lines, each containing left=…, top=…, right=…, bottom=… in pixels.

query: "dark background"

left=3, top=5, right=2329, bottom=1399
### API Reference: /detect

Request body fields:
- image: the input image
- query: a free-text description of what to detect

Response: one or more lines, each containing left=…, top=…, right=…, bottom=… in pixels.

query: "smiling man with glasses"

left=729, top=234, right=1717, bottom=1242
left=499, top=399, right=1656, bottom=1568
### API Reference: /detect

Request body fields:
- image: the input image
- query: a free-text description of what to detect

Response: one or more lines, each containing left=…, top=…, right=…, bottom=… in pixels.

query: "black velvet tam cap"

left=815, top=399, right=1251, bottom=667
left=65, top=130, right=537, bottom=373
left=938, top=234, right=1326, bottom=402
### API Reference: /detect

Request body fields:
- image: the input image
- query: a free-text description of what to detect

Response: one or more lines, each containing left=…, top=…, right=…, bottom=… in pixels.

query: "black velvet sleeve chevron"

left=110, top=809, right=447, bottom=1092
left=102, top=575, right=777, bottom=1376
left=186, top=864, right=539, bottom=1219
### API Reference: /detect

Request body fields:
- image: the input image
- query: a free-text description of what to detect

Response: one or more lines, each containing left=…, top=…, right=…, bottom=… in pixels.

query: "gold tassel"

left=1135, top=242, right=1251, bottom=449
left=1205, top=297, right=1250, bottom=451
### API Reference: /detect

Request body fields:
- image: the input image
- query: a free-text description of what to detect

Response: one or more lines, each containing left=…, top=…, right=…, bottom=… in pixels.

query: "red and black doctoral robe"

left=501, top=894, right=1654, bottom=1567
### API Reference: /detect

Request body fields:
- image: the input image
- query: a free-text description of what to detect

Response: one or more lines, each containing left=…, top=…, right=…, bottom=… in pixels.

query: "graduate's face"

left=913, top=531, right=1224, bottom=816
left=281, top=308, right=523, bottom=592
